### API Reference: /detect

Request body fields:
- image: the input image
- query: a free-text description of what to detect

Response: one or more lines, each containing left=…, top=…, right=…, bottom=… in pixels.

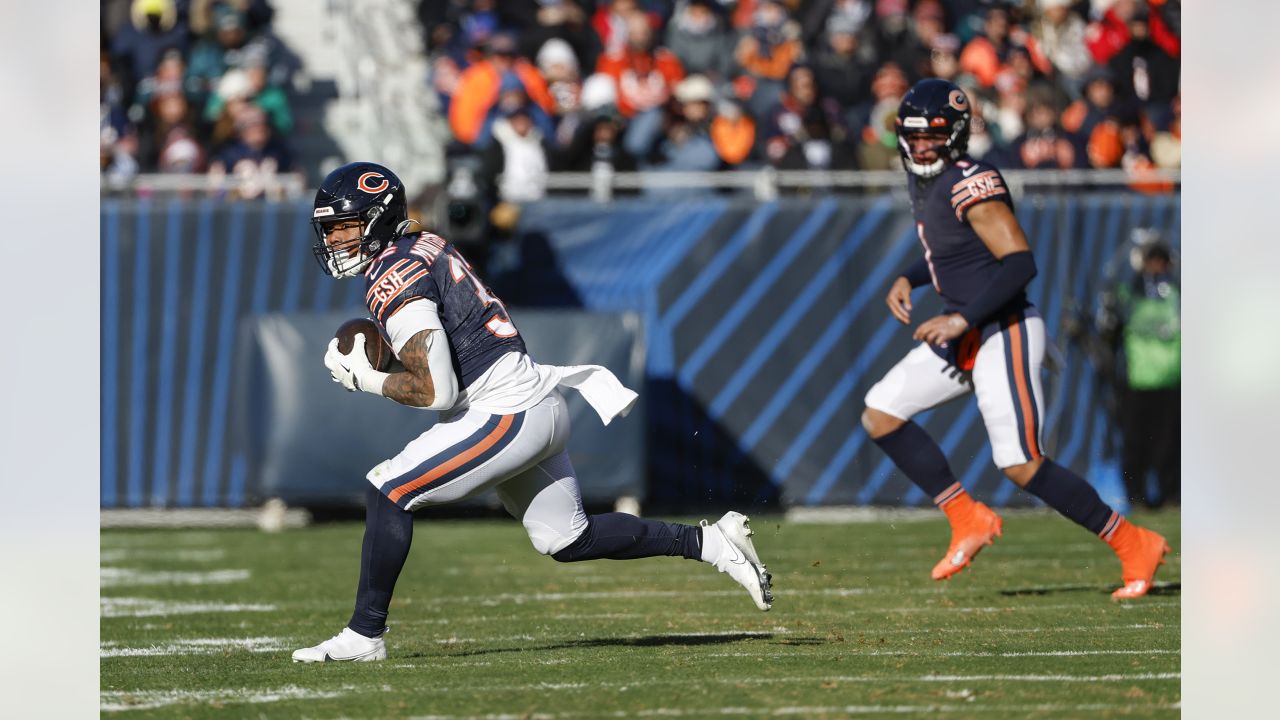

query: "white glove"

left=324, top=334, right=388, bottom=396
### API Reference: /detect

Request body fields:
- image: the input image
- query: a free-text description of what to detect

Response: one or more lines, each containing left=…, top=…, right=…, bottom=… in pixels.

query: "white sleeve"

left=384, top=299, right=459, bottom=411
left=384, top=299, right=444, bottom=354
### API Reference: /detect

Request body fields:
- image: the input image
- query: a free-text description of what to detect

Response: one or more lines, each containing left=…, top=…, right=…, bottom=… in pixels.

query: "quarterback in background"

left=862, top=79, right=1170, bottom=599
left=293, top=163, right=772, bottom=663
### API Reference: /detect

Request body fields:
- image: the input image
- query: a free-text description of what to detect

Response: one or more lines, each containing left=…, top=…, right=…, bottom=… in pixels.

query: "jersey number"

left=448, top=253, right=518, bottom=337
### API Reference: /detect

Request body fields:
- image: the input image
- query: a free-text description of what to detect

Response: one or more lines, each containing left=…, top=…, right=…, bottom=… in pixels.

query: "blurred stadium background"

left=100, top=0, right=1180, bottom=517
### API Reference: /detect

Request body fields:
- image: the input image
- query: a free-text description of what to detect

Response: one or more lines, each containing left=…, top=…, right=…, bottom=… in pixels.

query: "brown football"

left=334, top=318, right=393, bottom=371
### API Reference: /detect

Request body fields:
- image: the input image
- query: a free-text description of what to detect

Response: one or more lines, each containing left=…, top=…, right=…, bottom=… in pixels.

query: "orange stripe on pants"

left=387, top=415, right=516, bottom=503
left=1007, top=320, right=1041, bottom=459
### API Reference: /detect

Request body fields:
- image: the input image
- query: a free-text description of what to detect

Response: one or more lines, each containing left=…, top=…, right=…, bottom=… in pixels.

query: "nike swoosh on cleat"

left=950, top=550, right=966, bottom=566
left=725, top=542, right=746, bottom=565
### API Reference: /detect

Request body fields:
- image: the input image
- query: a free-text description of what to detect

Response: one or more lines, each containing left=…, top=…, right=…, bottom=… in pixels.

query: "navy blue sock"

left=348, top=484, right=414, bottom=638
left=551, top=513, right=702, bottom=562
left=1023, top=460, right=1116, bottom=535
left=871, top=421, right=959, bottom=500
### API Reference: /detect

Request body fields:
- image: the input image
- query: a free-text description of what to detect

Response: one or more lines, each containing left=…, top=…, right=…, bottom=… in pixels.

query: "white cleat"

left=702, top=511, right=773, bottom=611
left=291, top=627, right=387, bottom=663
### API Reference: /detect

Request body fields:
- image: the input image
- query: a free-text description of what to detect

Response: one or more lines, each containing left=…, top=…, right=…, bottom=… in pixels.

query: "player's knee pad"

left=523, top=517, right=586, bottom=558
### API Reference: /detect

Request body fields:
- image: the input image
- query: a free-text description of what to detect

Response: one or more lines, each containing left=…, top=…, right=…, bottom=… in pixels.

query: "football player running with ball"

left=293, top=163, right=771, bottom=663
left=861, top=79, right=1170, bottom=599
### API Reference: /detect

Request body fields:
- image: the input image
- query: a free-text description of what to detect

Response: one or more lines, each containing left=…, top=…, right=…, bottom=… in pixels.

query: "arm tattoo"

left=381, top=330, right=437, bottom=407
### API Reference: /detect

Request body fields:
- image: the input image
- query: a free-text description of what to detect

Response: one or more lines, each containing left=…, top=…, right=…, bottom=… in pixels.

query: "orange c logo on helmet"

left=357, top=172, right=390, bottom=194
left=948, top=89, right=969, bottom=112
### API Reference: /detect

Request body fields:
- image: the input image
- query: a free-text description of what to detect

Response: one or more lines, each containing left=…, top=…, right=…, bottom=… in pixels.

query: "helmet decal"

left=948, top=89, right=969, bottom=111
left=357, top=172, right=390, bottom=194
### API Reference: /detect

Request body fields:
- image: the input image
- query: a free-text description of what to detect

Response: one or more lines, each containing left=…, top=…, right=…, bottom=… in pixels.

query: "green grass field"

left=101, top=509, right=1180, bottom=718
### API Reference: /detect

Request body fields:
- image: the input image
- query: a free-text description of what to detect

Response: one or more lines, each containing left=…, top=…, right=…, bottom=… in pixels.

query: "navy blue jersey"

left=907, top=156, right=1031, bottom=320
left=363, top=232, right=527, bottom=387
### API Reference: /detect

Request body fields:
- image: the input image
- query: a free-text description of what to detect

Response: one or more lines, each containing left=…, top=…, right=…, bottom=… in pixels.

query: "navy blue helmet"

left=312, top=161, right=409, bottom=277
left=895, top=79, right=972, bottom=178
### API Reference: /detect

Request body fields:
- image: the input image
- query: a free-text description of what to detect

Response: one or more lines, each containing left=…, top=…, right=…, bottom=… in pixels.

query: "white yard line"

left=416, top=588, right=1179, bottom=608
left=396, top=612, right=1174, bottom=633
left=100, top=568, right=250, bottom=588
left=431, top=630, right=784, bottom=646
left=100, top=685, right=347, bottom=712
left=700, top=648, right=1179, bottom=659
left=382, top=672, right=1180, bottom=692
left=100, top=548, right=227, bottom=563
left=100, top=531, right=223, bottom=547
left=100, top=597, right=276, bottom=618
left=100, top=637, right=288, bottom=658
left=411, top=702, right=1181, bottom=720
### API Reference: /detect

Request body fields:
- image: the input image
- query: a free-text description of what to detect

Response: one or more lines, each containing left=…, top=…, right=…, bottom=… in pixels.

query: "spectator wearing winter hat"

left=1105, top=1, right=1180, bottom=129
left=733, top=0, right=805, bottom=119
left=665, top=0, right=735, bottom=82
left=481, top=96, right=551, bottom=204
left=1027, top=0, right=1092, bottom=95
left=536, top=38, right=588, bottom=149
left=138, top=85, right=203, bottom=171
left=109, top=0, right=190, bottom=102
left=890, top=0, right=946, bottom=82
left=592, top=0, right=652, bottom=59
left=450, top=32, right=556, bottom=146
left=796, top=0, right=872, bottom=49
left=990, top=69, right=1029, bottom=145
left=959, top=5, right=1013, bottom=89
left=187, top=4, right=251, bottom=95
left=812, top=13, right=877, bottom=122
left=1061, top=65, right=1123, bottom=147
left=189, top=0, right=274, bottom=37
left=203, top=47, right=293, bottom=135
left=477, top=73, right=558, bottom=148
left=134, top=48, right=206, bottom=113
left=511, top=0, right=596, bottom=77
left=546, top=71, right=612, bottom=162
left=547, top=73, right=638, bottom=175
left=927, top=32, right=962, bottom=82
left=1008, top=93, right=1082, bottom=170
left=595, top=10, right=685, bottom=118
left=634, top=74, right=723, bottom=187
left=762, top=64, right=853, bottom=171
left=209, top=105, right=293, bottom=199
left=856, top=60, right=908, bottom=170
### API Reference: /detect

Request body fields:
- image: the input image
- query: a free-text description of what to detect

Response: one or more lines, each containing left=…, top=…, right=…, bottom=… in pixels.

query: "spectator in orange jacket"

left=449, top=33, right=555, bottom=146
left=958, top=5, right=1013, bottom=89
left=594, top=11, right=685, bottom=118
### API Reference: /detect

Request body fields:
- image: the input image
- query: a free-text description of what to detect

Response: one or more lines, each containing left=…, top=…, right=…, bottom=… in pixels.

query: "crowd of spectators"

left=423, top=0, right=1181, bottom=203
left=101, top=0, right=298, bottom=196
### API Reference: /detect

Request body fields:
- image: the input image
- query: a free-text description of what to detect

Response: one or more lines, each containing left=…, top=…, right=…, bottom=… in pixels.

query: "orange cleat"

left=931, top=501, right=1003, bottom=581
left=1107, top=521, right=1171, bottom=599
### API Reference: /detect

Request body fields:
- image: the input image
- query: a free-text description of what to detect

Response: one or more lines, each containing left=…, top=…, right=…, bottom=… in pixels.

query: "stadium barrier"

left=100, top=198, right=643, bottom=508
left=490, top=191, right=1180, bottom=511
left=101, top=189, right=1179, bottom=510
